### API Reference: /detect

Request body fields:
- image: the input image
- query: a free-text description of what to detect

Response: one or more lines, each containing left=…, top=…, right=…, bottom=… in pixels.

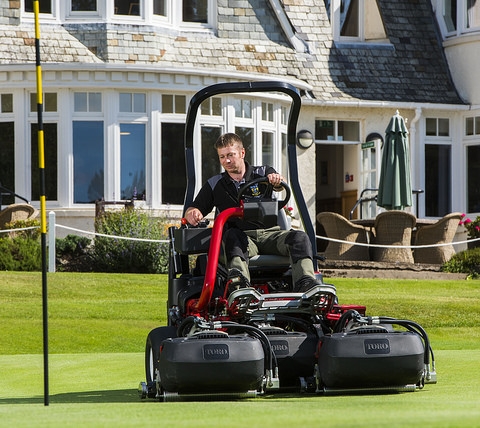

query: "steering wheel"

left=237, top=176, right=291, bottom=210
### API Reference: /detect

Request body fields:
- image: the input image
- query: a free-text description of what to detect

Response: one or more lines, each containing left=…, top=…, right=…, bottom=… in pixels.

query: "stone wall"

left=0, top=1, right=20, bottom=25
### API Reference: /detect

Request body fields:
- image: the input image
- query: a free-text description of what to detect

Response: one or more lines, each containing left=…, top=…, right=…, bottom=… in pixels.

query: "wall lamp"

left=296, top=129, right=314, bottom=149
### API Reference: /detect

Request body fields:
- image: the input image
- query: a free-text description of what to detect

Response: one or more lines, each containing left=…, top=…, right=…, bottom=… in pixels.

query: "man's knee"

left=285, top=230, right=313, bottom=262
left=224, top=228, right=249, bottom=261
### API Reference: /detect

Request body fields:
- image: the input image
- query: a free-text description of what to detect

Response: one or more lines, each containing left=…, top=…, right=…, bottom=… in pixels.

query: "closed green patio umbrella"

left=377, top=111, right=412, bottom=210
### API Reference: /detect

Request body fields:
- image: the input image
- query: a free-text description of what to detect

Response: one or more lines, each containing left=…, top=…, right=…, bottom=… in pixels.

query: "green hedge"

left=443, top=247, right=480, bottom=279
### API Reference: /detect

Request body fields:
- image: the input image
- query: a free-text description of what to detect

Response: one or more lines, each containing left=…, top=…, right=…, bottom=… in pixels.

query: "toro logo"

left=203, top=344, right=229, bottom=360
left=364, top=338, right=390, bottom=355
left=270, top=340, right=290, bottom=356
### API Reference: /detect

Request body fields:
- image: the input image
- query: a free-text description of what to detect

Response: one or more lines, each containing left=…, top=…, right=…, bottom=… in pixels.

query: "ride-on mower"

left=138, top=82, right=436, bottom=401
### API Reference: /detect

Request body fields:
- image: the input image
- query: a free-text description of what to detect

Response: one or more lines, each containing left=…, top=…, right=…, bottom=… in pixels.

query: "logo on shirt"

left=250, top=183, right=261, bottom=197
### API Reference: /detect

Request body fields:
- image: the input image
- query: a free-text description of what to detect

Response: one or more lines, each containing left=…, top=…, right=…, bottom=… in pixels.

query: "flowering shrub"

left=283, top=206, right=295, bottom=219
left=459, top=214, right=480, bottom=239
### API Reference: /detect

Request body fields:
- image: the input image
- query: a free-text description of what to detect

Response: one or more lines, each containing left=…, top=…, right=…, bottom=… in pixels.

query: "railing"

left=349, top=188, right=425, bottom=220
left=0, top=183, right=29, bottom=211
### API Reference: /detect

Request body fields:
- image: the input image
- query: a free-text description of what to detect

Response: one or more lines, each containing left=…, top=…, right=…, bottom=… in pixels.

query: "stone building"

left=0, top=1, right=478, bottom=237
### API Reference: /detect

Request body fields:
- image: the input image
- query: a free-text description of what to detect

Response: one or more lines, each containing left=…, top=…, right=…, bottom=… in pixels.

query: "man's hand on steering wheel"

left=267, top=172, right=285, bottom=190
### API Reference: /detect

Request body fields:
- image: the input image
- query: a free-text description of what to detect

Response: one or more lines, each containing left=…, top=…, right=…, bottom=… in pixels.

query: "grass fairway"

left=1, top=272, right=480, bottom=427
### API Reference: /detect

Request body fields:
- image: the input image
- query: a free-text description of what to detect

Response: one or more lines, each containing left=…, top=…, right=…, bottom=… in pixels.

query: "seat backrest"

left=316, top=211, right=368, bottom=242
left=0, top=204, right=36, bottom=229
left=373, top=211, right=416, bottom=244
left=415, top=212, right=462, bottom=245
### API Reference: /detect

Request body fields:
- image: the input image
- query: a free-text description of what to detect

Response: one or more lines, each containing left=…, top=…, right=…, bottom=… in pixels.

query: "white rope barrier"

left=0, top=226, right=39, bottom=234
left=316, top=234, right=480, bottom=249
left=2, top=223, right=479, bottom=249
left=55, top=224, right=170, bottom=244
left=2, top=216, right=479, bottom=274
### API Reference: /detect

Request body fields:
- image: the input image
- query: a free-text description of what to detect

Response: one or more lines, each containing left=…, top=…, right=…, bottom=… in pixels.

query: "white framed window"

left=162, top=94, right=186, bottom=114
left=314, top=119, right=361, bottom=143
left=24, top=0, right=52, bottom=14
left=424, top=117, right=452, bottom=216
left=30, top=93, right=58, bottom=113
left=437, top=0, right=480, bottom=37
left=74, top=92, right=102, bottom=113
left=70, top=0, right=98, bottom=12
left=327, top=0, right=388, bottom=44
left=465, top=115, right=480, bottom=136
left=467, top=144, right=480, bottom=212
left=1, top=94, right=13, bottom=114
left=119, top=93, right=146, bottom=113
left=426, top=117, right=450, bottom=137
left=200, top=97, right=222, bottom=116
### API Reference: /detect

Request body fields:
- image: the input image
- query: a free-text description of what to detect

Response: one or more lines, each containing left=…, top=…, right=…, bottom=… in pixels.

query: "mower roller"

left=138, top=81, right=436, bottom=401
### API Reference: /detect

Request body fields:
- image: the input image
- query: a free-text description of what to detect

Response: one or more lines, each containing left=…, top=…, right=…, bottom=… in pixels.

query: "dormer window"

left=325, top=0, right=388, bottom=44
left=439, top=0, right=480, bottom=36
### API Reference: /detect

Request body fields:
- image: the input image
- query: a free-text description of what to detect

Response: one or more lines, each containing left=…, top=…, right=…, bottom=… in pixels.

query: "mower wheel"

left=145, top=326, right=177, bottom=397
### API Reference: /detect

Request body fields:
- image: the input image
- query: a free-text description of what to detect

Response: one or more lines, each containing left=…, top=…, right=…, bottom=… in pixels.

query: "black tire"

left=145, top=326, right=177, bottom=396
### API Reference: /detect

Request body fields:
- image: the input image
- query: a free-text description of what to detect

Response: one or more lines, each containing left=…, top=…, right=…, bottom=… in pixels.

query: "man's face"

left=217, top=144, right=245, bottom=175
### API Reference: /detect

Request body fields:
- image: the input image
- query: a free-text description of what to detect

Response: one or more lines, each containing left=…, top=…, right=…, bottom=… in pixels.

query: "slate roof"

left=0, top=0, right=465, bottom=105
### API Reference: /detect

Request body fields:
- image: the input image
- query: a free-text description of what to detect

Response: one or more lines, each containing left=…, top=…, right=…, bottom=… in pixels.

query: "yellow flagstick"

left=33, top=0, right=49, bottom=406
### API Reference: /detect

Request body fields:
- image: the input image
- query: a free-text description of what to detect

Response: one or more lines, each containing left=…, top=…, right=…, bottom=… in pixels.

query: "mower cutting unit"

left=138, top=82, right=436, bottom=402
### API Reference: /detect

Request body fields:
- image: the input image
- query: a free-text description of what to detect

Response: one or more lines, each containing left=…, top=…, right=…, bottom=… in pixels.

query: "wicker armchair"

left=0, top=204, right=38, bottom=229
left=316, top=212, right=370, bottom=261
left=414, top=212, right=463, bottom=264
left=372, top=211, right=416, bottom=263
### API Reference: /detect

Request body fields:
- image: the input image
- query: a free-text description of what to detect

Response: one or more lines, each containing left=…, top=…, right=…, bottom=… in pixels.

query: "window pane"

left=45, top=93, right=57, bottom=112
left=183, top=0, right=208, bottom=23
left=235, top=127, right=253, bottom=165
left=200, top=100, right=209, bottom=115
left=426, top=118, right=437, bottom=136
left=30, top=93, right=37, bottom=112
left=120, top=123, right=145, bottom=200
left=467, top=145, right=480, bottom=212
left=31, top=123, right=57, bottom=201
left=175, top=95, right=186, bottom=114
left=133, top=93, right=146, bottom=113
left=211, top=98, right=222, bottom=116
left=262, top=132, right=274, bottom=166
left=1, top=94, right=13, bottom=113
left=438, top=118, right=449, bottom=136
left=154, top=0, right=166, bottom=15
left=115, top=0, right=140, bottom=15
left=341, top=0, right=359, bottom=37
left=73, top=121, right=104, bottom=203
left=25, top=0, right=52, bottom=13
left=262, top=102, right=273, bottom=122
left=161, top=123, right=186, bottom=205
left=476, top=116, right=480, bottom=135
left=338, top=121, right=360, bottom=141
left=466, top=0, right=480, bottom=29
left=425, top=144, right=451, bottom=216
left=74, top=93, right=88, bottom=112
left=72, top=0, right=97, bottom=12
left=201, top=127, right=222, bottom=185
left=0, top=122, right=15, bottom=206
left=315, top=120, right=335, bottom=140
left=120, top=93, right=132, bottom=112
left=162, top=95, right=173, bottom=113
left=89, top=93, right=102, bottom=112
left=443, top=0, right=457, bottom=32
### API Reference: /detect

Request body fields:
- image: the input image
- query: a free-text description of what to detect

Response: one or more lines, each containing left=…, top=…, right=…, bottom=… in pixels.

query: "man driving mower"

left=184, top=132, right=321, bottom=292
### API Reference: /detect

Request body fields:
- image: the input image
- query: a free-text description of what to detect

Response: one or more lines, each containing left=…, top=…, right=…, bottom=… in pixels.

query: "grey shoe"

left=293, top=275, right=322, bottom=293
left=227, top=268, right=251, bottom=293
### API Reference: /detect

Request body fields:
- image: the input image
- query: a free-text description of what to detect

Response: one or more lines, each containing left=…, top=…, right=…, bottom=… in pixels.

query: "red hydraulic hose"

left=195, top=205, right=244, bottom=311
